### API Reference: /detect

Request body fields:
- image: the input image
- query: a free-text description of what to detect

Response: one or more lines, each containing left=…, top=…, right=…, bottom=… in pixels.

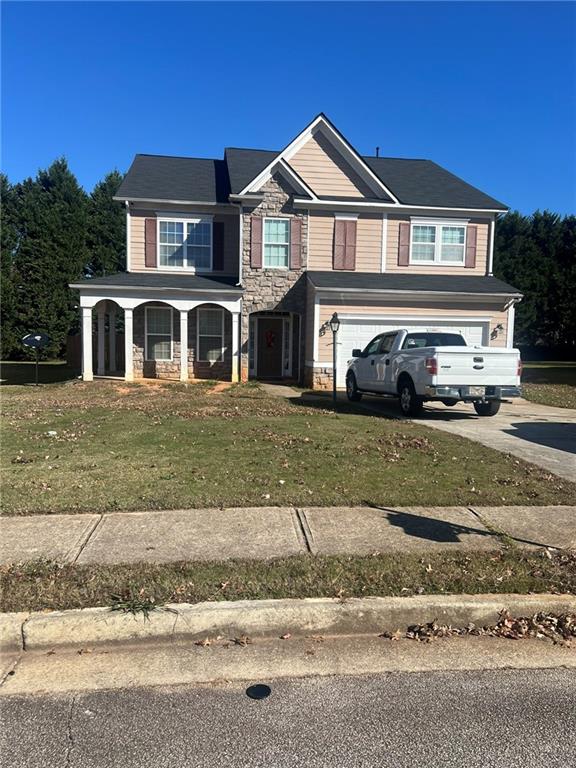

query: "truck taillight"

left=425, top=357, right=438, bottom=375
left=517, top=359, right=523, bottom=378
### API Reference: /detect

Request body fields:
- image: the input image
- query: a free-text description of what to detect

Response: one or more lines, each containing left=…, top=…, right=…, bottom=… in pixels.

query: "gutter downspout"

left=488, top=214, right=497, bottom=276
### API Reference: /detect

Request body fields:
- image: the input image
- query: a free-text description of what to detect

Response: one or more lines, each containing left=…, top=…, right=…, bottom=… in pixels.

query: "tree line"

left=494, top=211, right=575, bottom=354
left=1, top=159, right=125, bottom=359
left=1, top=158, right=574, bottom=359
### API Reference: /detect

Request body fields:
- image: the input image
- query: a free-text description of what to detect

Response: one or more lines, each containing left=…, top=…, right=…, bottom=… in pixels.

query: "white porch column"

left=180, top=310, right=189, bottom=382
left=97, top=305, right=106, bottom=376
left=109, top=307, right=117, bottom=373
left=231, top=311, right=240, bottom=383
left=81, top=307, right=93, bottom=382
left=124, top=307, right=134, bottom=382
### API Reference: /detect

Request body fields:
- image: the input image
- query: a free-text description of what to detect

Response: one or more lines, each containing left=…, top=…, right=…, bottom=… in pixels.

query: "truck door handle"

left=385, top=359, right=390, bottom=365
left=371, top=359, right=375, bottom=366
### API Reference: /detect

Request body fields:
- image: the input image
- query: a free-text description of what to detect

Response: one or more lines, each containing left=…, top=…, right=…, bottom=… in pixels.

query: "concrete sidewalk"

left=1, top=505, right=574, bottom=565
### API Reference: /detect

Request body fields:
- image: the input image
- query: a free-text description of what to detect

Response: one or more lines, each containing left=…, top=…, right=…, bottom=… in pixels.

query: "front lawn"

left=1, top=380, right=574, bottom=515
left=522, top=362, right=576, bottom=409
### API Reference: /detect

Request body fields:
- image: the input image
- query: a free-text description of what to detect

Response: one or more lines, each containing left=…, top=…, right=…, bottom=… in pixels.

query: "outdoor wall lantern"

left=329, top=313, right=340, bottom=404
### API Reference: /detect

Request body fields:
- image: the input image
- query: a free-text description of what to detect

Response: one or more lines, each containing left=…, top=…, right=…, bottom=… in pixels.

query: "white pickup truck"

left=345, top=329, right=522, bottom=417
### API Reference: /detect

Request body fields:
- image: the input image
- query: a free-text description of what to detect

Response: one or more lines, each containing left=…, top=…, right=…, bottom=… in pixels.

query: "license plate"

left=469, top=386, right=485, bottom=396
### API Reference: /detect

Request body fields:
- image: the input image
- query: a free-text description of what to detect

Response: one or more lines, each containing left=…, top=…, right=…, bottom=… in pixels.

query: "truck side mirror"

left=352, top=349, right=362, bottom=358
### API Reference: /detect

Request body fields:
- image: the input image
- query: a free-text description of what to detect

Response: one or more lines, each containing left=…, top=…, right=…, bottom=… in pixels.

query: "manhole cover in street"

left=246, top=684, right=271, bottom=700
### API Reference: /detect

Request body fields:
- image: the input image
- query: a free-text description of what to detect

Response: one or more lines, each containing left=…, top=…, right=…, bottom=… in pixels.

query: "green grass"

left=522, top=362, right=576, bottom=408
left=2, top=550, right=574, bottom=613
left=0, top=360, right=79, bottom=386
left=2, top=379, right=575, bottom=515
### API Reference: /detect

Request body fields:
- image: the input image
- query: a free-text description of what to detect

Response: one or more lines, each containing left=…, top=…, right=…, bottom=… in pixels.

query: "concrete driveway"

left=359, top=396, right=576, bottom=482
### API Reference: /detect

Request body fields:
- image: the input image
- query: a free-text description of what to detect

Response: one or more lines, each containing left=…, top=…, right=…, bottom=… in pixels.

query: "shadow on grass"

left=0, top=361, right=79, bottom=386
left=522, top=364, right=576, bottom=386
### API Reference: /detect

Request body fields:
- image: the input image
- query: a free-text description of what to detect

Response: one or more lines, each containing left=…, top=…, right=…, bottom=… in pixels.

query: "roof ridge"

left=225, top=147, right=279, bottom=153
left=135, top=153, right=222, bottom=161
left=363, top=155, right=431, bottom=162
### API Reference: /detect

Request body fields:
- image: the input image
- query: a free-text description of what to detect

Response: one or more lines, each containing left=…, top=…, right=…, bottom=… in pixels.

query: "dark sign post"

left=328, top=313, right=340, bottom=405
left=22, top=333, right=51, bottom=386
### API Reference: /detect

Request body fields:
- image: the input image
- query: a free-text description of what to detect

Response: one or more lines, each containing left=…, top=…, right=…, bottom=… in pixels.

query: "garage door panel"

left=336, top=319, right=488, bottom=386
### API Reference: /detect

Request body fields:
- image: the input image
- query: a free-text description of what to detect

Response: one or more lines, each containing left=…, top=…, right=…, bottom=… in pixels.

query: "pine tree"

left=87, top=170, right=126, bottom=276
left=0, top=174, right=19, bottom=358
left=11, top=159, right=89, bottom=358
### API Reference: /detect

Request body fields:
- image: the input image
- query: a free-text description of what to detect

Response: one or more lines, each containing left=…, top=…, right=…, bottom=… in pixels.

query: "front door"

left=257, top=318, right=284, bottom=379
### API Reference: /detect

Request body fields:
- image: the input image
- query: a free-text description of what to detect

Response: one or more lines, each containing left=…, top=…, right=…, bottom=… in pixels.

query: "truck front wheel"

left=346, top=372, right=362, bottom=402
left=473, top=400, right=501, bottom=417
left=398, top=379, right=424, bottom=417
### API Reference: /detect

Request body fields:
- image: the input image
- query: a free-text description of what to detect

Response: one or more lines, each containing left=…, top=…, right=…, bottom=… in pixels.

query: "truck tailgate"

left=434, top=347, right=519, bottom=386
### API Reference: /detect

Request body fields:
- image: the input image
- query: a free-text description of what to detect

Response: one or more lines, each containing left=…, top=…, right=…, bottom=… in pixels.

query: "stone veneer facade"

left=133, top=302, right=232, bottom=380
left=240, top=174, right=308, bottom=382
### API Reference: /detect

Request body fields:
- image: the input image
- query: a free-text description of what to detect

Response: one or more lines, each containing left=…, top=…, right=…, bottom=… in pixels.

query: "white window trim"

left=197, top=307, right=225, bottom=363
left=157, top=215, right=213, bottom=272
left=145, top=306, right=173, bottom=362
left=409, top=220, right=468, bottom=266
left=263, top=217, right=291, bottom=270
left=335, top=213, right=359, bottom=220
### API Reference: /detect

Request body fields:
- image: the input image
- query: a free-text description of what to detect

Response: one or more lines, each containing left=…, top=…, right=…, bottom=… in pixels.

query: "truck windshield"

left=402, top=333, right=467, bottom=349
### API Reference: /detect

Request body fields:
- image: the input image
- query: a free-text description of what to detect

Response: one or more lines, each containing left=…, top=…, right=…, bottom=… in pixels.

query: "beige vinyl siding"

left=314, top=302, right=509, bottom=363
left=130, top=206, right=239, bottom=275
left=288, top=131, right=374, bottom=198
left=308, top=212, right=383, bottom=271
left=386, top=216, right=489, bottom=275
left=305, top=284, right=316, bottom=362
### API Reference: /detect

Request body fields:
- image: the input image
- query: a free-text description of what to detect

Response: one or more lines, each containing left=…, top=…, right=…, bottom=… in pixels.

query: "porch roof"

left=70, top=272, right=243, bottom=293
left=307, top=271, right=522, bottom=298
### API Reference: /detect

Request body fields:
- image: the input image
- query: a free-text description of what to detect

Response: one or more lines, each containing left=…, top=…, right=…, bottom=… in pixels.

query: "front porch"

left=70, top=273, right=243, bottom=383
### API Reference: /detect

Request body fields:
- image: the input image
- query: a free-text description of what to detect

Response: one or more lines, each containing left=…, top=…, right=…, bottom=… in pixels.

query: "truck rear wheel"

left=473, top=400, right=501, bottom=417
left=398, top=379, right=423, bottom=417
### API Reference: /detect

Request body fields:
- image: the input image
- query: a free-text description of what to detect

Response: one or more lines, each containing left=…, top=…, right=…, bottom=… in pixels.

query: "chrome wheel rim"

left=400, top=387, right=411, bottom=412
left=346, top=377, right=354, bottom=397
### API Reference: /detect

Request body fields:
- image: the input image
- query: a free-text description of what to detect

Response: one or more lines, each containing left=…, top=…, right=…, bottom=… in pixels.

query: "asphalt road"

left=2, top=668, right=575, bottom=767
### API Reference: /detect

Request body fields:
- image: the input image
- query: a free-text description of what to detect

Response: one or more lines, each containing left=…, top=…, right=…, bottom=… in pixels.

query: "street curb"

left=2, top=594, right=575, bottom=653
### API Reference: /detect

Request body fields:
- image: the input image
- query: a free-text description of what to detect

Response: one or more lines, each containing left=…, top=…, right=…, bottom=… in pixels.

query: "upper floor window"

left=263, top=218, right=290, bottom=268
left=158, top=217, right=212, bottom=270
left=411, top=222, right=466, bottom=265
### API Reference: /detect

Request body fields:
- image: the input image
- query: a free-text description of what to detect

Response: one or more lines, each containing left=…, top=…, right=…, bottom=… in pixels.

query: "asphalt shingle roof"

left=70, top=273, right=242, bottom=291
left=115, top=155, right=230, bottom=203
left=363, top=157, right=507, bottom=210
left=115, top=144, right=508, bottom=210
left=307, top=271, right=521, bottom=296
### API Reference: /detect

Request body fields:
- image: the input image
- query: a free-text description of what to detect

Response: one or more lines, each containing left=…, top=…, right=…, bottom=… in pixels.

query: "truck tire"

left=441, top=399, right=459, bottom=407
left=346, top=372, right=362, bottom=402
left=398, top=378, right=423, bottom=417
left=473, top=400, right=501, bottom=417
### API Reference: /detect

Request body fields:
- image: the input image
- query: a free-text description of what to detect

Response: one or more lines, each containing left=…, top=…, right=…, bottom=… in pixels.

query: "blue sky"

left=2, top=1, right=575, bottom=214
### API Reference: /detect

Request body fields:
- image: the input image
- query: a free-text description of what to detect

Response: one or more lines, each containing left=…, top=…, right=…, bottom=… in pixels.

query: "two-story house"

left=71, top=114, right=521, bottom=389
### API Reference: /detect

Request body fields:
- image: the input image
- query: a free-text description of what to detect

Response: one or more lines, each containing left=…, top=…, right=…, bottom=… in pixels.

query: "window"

left=197, top=308, right=224, bottom=363
left=364, top=335, right=384, bottom=356
left=402, top=332, right=467, bottom=349
left=145, top=306, right=173, bottom=361
left=158, top=218, right=212, bottom=270
left=379, top=334, right=397, bottom=354
left=411, top=223, right=466, bottom=264
left=263, top=218, right=290, bottom=268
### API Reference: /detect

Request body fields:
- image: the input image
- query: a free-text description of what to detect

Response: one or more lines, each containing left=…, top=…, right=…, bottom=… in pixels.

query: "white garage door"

left=336, top=318, right=488, bottom=387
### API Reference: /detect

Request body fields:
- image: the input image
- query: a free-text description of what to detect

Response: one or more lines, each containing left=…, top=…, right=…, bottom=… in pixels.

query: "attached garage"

left=336, top=317, right=489, bottom=387
left=305, top=271, right=523, bottom=391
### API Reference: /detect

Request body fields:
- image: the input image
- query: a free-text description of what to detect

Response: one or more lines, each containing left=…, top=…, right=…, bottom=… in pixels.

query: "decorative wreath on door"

left=265, top=330, right=276, bottom=348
